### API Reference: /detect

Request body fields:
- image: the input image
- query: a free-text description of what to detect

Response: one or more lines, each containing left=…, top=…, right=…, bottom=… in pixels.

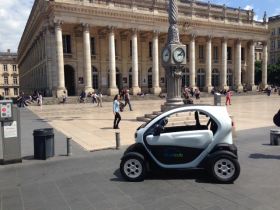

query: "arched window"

left=148, top=68, right=152, bottom=88
left=182, top=68, right=190, bottom=87
left=212, top=68, right=220, bottom=87
left=227, top=68, right=233, bottom=87
left=92, top=66, right=99, bottom=89
left=197, top=68, right=205, bottom=89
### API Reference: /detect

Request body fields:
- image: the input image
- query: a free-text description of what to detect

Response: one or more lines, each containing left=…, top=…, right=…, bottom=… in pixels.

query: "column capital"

left=222, top=37, right=228, bottom=43
left=206, top=35, right=212, bottom=42
left=262, top=41, right=268, bottom=46
left=153, top=30, right=159, bottom=37
left=131, top=28, right=138, bottom=35
left=190, top=33, right=196, bottom=40
left=248, top=40, right=256, bottom=45
left=82, top=23, right=90, bottom=31
left=107, top=26, right=116, bottom=33
left=54, top=20, right=63, bottom=28
left=235, top=38, right=242, bottom=45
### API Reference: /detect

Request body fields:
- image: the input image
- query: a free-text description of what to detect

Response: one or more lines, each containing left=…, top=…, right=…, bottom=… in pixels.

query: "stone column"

left=108, top=27, right=118, bottom=95
left=131, top=29, right=141, bottom=95
left=54, top=21, right=66, bottom=97
left=262, top=42, right=268, bottom=89
left=83, top=23, right=93, bottom=93
left=221, top=38, right=228, bottom=90
left=151, top=30, right=161, bottom=94
left=248, top=41, right=256, bottom=91
left=190, top=34, right=196, bottom=88
left=205, top=36, right=213, bottom=92
left=235, top=39, right=243, bottom=92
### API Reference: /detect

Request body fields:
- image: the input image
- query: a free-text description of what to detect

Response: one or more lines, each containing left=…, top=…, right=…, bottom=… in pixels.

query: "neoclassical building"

left=18, top=0, right=269, bottom=97
left=0, top=50, right=19, bottom=97
left=268, top=15, right=280, bottom=64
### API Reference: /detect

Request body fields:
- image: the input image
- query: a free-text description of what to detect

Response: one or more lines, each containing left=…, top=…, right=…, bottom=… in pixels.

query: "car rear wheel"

left=120, top=155, right=146, bottom=182
left=210, top=155, right=240, bottom=183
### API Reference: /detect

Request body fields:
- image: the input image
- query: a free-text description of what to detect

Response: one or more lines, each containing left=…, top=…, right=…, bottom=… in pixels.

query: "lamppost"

left=162, top=0, right=186, bottom=110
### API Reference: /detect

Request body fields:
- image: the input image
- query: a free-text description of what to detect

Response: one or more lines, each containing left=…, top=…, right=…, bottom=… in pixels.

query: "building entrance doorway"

left=64, top=65, right=75, bottom=96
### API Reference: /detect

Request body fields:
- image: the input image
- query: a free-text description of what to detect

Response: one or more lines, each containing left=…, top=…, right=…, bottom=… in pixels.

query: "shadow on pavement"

left=101, top=127, right=114, bottom=130
left=22, top=155, right=34, bottom=160
left=249, top=153, right=280, bottom=160
left=111, top=168, right=218, bottom=184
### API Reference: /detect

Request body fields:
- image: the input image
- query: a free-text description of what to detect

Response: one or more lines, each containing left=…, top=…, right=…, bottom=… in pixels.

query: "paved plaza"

left=0, top=94, right=279, bottom=210
left=29, top=94, right=280, bottom=151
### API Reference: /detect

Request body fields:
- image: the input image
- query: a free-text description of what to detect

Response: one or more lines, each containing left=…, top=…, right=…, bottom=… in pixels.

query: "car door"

left=144, top=110, right=214, bottom=165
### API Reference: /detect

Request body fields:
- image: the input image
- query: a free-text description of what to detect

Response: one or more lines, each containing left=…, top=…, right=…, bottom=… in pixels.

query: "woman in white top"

left=113, top=94, right=121, bottom=129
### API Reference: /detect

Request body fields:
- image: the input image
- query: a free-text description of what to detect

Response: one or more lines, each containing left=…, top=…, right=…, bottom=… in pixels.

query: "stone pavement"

left=28, top=94, right=280, bottom=151
left=0, top=125, right=280, bottom=210
left=0, top=94, right=279, bottom=210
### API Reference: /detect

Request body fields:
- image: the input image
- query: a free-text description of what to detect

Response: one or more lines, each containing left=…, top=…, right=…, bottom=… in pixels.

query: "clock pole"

left=162, top=0, right=187, bottom=110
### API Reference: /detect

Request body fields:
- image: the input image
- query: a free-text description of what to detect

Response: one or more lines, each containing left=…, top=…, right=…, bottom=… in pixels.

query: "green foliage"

left=255, top=61, right=262, bottom=85
left=267, top=62, right=280, bottom=86
left=255, top=61, right=280, bottom=86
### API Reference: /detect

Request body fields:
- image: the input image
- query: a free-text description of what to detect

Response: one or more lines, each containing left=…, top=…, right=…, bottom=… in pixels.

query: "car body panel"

left=131, top=106, right=235, bottom=169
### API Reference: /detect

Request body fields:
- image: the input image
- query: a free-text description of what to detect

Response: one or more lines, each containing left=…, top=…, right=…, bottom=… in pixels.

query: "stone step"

left=153, top=111, right=163, bottom=115
left=136, top=117, right=151, bottom=122
left=144, top=114, right=158, bottom=119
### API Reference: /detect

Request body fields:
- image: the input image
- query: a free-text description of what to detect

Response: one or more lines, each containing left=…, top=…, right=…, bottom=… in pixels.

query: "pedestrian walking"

left=62, top=91, right=67, bottom=104
left=38, top=93, right=43, bottom=106
left=92, top=92, right=97, bottom=104
left=97, top=92, right=103, bottom=107
left=267, top=86, right=272, bottom=96
left=113, top=94, right=121, bottom=129
left=225, top=90, right=232, bottom=105
left=194, top=89, right=200, bottom=99
left=124, top=90, right=133, bottom=111
left=79, top=90, right=86, bottom=103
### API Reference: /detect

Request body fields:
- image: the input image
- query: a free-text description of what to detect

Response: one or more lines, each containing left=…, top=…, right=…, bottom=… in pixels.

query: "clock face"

left=173, top=48, right=185, bottom=63
left=162, top=48, right=170, bottom=63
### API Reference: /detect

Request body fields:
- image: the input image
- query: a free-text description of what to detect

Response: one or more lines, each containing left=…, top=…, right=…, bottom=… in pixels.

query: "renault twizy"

left=120, top=106, right=240, bottom=183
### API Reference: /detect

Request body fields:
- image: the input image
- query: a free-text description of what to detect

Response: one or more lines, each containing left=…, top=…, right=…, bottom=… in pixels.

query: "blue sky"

left=0, top=0, right=279, bottom=52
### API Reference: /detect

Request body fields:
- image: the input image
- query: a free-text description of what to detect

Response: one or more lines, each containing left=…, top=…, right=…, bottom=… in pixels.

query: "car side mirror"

left=153, top=124, right=164, bottom=136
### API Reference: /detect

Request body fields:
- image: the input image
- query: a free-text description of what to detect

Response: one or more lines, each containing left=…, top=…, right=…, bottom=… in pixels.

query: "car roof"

left=161, top=105, right=231, bottom=124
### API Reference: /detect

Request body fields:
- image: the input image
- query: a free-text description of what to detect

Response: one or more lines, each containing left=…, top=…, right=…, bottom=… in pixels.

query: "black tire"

left=209, top=155, right=240, bottom=184
left=120, top=154, right=146, bottom=182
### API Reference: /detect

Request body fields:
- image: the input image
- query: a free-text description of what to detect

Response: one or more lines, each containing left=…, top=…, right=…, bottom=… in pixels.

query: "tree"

left=255, top=61, right=262, bottom=85
left=267, top=62, right=280, bottom=86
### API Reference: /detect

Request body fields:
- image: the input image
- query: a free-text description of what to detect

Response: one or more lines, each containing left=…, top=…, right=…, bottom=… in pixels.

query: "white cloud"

left=0, top=0, right=34, bottom=52
left=272, top=8, right=280, bottom=16
left=244, top=5, right=253, bottom=11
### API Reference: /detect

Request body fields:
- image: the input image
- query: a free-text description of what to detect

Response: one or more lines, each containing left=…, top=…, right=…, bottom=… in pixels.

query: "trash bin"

left=270, top=129, right=280, bottom=145
left=214, top=93, right=221, bottom=106
left=33, top=128, right=55, bottom=160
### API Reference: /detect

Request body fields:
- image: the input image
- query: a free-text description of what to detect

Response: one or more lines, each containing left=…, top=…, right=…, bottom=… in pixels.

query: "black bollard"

left=115, top=132, right=120, bottom=150
left=67, top=137, right=72, bottom=156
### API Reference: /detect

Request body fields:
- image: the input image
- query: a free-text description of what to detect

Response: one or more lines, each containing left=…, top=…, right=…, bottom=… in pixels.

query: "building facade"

left=0, top=50, right=19, bottom=98
left=268, top=15, right=280, bottom=64
left=18, top=0, right=269, bottom=97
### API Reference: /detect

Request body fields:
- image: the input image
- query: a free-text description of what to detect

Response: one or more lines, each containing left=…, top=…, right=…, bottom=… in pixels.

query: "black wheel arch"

left=199, top=148, right=238, bottom=168
left=122, top=143, right=158, bottom=171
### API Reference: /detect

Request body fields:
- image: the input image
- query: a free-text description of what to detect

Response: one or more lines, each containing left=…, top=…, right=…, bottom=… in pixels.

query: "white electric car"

left=120, top=105, right=240, bottom=183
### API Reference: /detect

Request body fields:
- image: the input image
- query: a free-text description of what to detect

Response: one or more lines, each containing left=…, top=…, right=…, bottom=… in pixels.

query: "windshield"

left=137, top=117, right=156, bottom=130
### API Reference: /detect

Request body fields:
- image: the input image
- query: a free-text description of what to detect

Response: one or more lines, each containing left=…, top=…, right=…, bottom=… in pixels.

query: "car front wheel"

left=210, top=155, right=240, bottom=183
left=120, top=154, right=146, bottom=182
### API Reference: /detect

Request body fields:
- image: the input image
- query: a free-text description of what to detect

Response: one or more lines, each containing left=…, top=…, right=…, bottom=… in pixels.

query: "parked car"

left=120, top=105, right=240, bottom=183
